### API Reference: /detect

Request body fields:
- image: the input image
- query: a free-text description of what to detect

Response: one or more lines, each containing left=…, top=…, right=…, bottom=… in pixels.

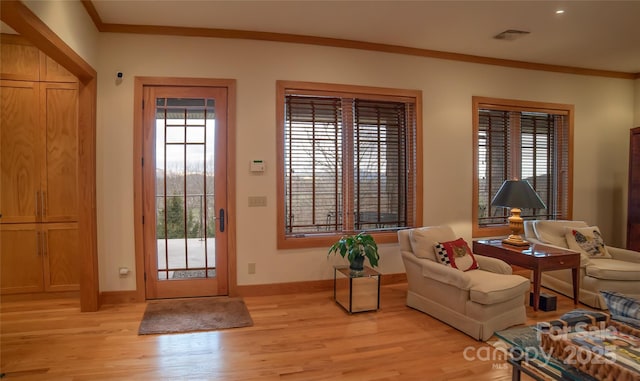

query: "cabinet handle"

left=35, top=191, right=40, bottom=218
left=36, top=231, right=41, bottom=255
left=41, top=191, right=46, bottom=218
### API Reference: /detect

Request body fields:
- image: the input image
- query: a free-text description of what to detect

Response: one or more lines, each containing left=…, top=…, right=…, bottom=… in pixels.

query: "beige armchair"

left=524, top=220, right=640, bottom=309
left=398, top=226, right=529, bottom=341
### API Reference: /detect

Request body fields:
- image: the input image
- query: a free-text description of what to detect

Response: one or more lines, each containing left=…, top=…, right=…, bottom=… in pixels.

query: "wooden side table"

left=472, top=240, right=580, bottom=311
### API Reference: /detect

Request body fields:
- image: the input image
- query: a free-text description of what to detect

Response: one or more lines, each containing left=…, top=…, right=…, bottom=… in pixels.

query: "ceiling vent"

left=493, top=29, right=530, bottom=41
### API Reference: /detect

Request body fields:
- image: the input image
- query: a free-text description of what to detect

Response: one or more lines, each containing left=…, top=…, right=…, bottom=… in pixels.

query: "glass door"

left=142, top=86, right=228, bottom=299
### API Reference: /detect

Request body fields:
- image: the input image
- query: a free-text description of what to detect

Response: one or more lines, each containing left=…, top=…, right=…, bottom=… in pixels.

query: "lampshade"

left=491, top=180, right=547, bottom=210
left=491, top=179, right=546, bottom=246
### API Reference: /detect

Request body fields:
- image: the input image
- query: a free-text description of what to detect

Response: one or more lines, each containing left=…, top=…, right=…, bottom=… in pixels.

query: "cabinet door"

left=0, top=224, right=44, bottom=294
left=42, top=223, right=79, bottom=292
left=40, top=55, right=77, bottom=83
left=0, top=34, right=40, bottom=81
left=40, top=82, right=78, bottom=222
left=0, top=80, right=42, bottom=223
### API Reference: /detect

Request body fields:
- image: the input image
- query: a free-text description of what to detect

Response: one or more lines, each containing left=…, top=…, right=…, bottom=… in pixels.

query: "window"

left=472, top=97, right=573, bottom=237
left=277, top=81, right=422, bottom=248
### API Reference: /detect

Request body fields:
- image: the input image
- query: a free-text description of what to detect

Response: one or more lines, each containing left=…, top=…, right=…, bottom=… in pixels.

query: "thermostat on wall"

left=250, top=160, right=265, bottom=172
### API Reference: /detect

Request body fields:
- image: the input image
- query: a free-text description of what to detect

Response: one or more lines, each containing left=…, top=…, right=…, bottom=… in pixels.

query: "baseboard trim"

left=99, top=290, right=141, bottom=305
left=236, top=272, right=407, bottom=297
left=0, top=291, right=80, bottom=302
left=97, top=273, right=408, bottom=302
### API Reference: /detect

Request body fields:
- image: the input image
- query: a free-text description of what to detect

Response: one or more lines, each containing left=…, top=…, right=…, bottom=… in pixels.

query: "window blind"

left=284, top=94, right=415, bottom=235
left=478, top=109, right=569, bottom=228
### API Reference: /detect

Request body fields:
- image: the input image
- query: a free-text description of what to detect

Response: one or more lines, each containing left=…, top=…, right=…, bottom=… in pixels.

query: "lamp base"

left=502, top=235, right=530, bottom=247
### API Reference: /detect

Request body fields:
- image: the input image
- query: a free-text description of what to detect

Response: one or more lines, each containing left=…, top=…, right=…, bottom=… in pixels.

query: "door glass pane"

left=155, top=97, right=216, bottom=280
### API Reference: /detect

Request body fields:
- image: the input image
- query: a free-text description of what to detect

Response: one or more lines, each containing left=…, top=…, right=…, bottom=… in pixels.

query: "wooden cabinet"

left=628, top=127, right=640, bottom=251
left=0, top=34, right=79, bottom=295
left=0, top=223, right=79, bottom=294
left=1, top=34, right=76, bottom=82
left=0, top=80, right=40, bottom=223
left=0, top=81, right=78, bottom=224
left=0, top=224, right=43, bottom=294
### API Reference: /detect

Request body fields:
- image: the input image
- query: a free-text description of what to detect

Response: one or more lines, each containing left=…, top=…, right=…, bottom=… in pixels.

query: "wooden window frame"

left=472, top=96, right=574, bottom=237
left=277, top=81, right=423, bottom=249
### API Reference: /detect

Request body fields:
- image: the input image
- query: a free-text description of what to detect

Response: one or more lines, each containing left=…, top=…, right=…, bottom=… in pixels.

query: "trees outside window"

left=472, top=96, right=573, bottom=237
left=277, top=81, right=422, bottom=248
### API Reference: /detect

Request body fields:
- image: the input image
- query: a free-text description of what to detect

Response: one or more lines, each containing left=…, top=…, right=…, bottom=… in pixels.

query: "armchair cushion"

left=585, top=259, right=640, bottom=281
left=409, top=226, right=456, bottom=261
left=467, top=270, right=529, bottom=305
left=533, top=220, right=588, bottom=247
left=565, top=226, right=612, bottom=259
left=434, top=238, right=479, bottom=271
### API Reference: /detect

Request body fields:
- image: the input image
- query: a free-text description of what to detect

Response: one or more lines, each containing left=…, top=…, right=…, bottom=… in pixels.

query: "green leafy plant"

left=327, top=232, right=380, bottom=268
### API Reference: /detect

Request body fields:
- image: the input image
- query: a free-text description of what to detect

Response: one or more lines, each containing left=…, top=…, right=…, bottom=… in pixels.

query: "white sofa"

left=398, top=226, right=529, bottom=341
left=524, top=220, right=640, bottom=309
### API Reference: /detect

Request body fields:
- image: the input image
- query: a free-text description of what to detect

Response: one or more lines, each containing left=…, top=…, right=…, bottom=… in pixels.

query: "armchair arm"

left=421, top=259, right=473, bottom=290
left=608, top=246, right=640, bottom=263
left=402, top=252, right=472, bottom=290
left=474, top=255, right=513, bottom=275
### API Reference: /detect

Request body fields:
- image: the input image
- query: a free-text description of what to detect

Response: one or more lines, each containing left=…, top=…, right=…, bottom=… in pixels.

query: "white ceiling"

left=60, top=1, right=640, bottom=74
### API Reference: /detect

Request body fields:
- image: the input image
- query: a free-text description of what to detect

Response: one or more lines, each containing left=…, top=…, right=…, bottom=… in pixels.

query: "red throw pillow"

left=437, top=238, right=479, bottom=271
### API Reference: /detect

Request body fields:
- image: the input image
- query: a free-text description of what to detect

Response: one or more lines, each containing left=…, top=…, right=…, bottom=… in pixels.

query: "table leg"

left=532, top=269, right=541, bottom=311
left=572, top=267, right=579, bottom=306
left=511, top=365, right=521, bottom=381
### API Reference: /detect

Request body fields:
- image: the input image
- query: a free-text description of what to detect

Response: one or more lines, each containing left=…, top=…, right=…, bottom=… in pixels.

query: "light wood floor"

left=0, top=280, right=592, bottom=380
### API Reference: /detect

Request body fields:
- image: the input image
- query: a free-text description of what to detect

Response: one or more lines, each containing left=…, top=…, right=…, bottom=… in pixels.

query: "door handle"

left=219, top=208, right=225, bottom=232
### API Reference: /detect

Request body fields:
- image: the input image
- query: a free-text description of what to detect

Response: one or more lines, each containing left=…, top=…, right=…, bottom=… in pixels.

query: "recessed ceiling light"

left=556, top=9, right=565, bottom=14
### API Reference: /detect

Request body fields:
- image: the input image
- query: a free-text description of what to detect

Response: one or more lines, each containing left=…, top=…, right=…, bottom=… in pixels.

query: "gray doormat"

left=138, top=297, right=253, bottom=335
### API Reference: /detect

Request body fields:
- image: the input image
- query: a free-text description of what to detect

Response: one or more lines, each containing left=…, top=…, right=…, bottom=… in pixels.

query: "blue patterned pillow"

left=600, top=290, right=640, bottom=323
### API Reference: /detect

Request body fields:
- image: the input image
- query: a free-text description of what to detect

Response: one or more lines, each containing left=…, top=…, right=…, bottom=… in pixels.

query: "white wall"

left=23, top=0, right=99, bottom=67
left=94, top=33, right=635, bottom=292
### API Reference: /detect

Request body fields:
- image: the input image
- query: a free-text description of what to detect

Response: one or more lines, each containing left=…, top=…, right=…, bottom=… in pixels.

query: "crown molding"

left=81, top=1, right=635, bottom=80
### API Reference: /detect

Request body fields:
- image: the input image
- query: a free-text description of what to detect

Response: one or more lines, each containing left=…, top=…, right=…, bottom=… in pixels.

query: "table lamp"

left=491, top=179, right=546, bottom=246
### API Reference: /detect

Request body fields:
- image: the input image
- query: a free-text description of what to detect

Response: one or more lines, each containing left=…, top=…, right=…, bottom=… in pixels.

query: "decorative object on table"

left=539, top=326, right=640, bottom=381
left=491, top=179, right=547, bottom=246
left=538, top=309, right=608, bottom=330
left=328, top=232, right=380, bottom=273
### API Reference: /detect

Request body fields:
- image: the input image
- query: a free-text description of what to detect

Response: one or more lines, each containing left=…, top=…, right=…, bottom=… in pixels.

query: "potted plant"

left=328, top=232, right=380, bottom=273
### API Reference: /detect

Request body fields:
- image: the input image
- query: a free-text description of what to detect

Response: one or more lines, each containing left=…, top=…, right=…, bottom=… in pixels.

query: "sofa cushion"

left=600, top=291, right=640, bottom=323
left=434, top=238, right=478, bottom=271
left=466, top=270, right=529, bottom=305
left=565, top=226, right=612, bottom=259
left=533, top=220, right=588, bottom=248
left=585, top=259, right=640, bottom=280
left=409, top=226, right=456, bottom=261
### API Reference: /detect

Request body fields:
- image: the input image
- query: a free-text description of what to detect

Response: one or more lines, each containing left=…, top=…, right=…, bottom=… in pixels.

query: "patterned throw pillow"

left=600, top=290, right=640, bottom=326
left=565, top=226, right=612, bottom=259
left=433, top=238, right=478, bottom=271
